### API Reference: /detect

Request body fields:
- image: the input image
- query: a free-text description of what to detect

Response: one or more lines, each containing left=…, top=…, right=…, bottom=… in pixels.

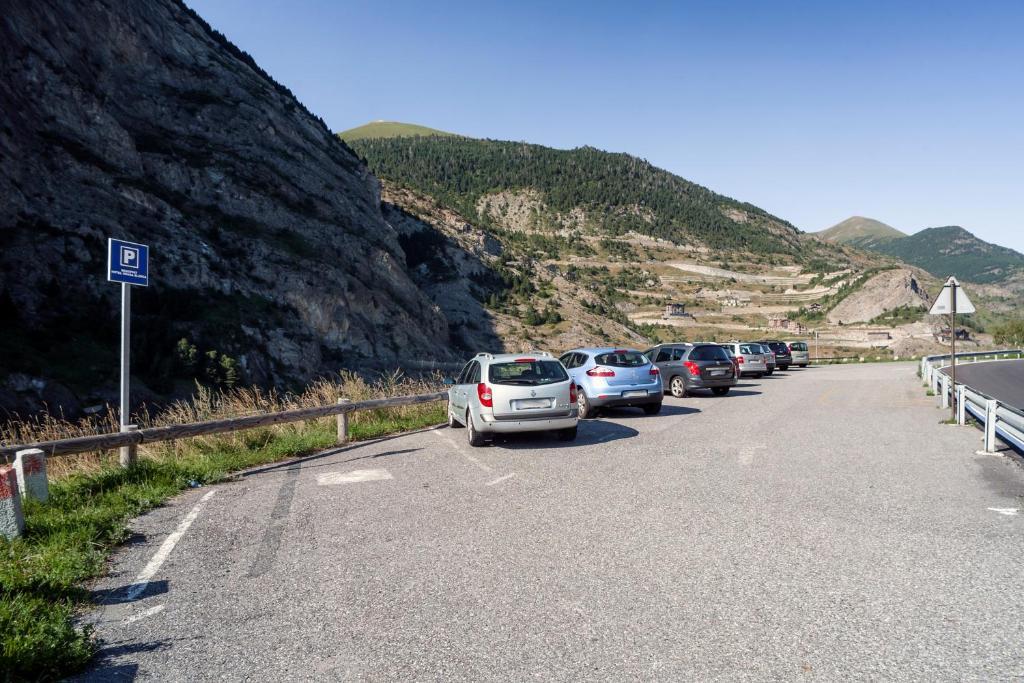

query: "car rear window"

left=791, top=342, right=808, bottom=351
left=594, top=351, right=648, bottom=367
left=489, top=360, right=568, bottom=385
left=739, top=344, right=758, bottom=354
left=769, top=342, right=789, bottom=353
left=689, top=345, right=731, bottom=361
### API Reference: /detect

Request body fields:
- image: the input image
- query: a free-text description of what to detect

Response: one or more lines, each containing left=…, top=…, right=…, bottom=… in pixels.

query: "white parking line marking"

left=430, top=429, right=493, bottom=471
left=124, top=490, right=217, bottom=601
left=317, top=469, right=392, bottom=485
left=123, top=604, right=165, bottom=625
left=485, top=473, right=516, bottom=487
left=987, top=507, right=1019, bottom=516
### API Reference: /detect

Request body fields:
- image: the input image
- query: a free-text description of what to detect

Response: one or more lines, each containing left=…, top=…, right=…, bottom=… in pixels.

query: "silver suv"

left=446, top=352, right=578, bottom=446
left=720, top=342, right=768, bottom=378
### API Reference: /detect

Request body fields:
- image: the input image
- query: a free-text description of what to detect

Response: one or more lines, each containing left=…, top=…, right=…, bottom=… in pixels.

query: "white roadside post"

left=956, top=385, right=966, bottom=425
left=107, top=238, right=150, bottom=468
left=336, top=398, right=351, bottom=445
left=981, top=399, right=999, bottom=455
left=14, top=448, right=48, bottom=503
left=0, top=464, right=25, bottom=540
left=940, top=374, right=949, bottom=409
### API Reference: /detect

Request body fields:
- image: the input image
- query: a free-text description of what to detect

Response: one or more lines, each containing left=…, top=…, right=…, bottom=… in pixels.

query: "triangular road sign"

left=929, top=276, right=975, bottom=314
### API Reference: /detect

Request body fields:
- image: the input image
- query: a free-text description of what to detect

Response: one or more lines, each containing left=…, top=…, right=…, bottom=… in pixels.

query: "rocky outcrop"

left=827, top=269, right=932, bottom=324
left=0, top=0, right=470, bottom=409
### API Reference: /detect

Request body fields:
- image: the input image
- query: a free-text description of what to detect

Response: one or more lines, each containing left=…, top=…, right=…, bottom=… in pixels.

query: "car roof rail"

left=473, top=352, right=494, bottom=360
left=524, top=350, right=552, bottom=357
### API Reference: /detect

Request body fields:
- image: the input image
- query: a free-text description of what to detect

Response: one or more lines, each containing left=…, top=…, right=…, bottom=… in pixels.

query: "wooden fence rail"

left=0, top=391, right=448, bottom=462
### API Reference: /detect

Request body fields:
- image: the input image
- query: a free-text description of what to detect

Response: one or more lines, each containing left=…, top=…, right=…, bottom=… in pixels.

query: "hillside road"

left=80, top=363, right=1024, bottom=681
left=940, top=359, right=1024, bottom=410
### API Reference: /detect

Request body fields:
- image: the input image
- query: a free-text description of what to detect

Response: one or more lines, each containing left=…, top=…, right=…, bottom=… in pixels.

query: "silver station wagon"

left=446, top=352, right=578, bottom=446
left=721, top=342, right=768, bottom=378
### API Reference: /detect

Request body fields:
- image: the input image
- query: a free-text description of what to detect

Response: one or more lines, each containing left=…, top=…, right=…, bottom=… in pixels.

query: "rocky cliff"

left=0, top=1, right=476, bottom=415
left=827, top=269, right=932, bottom=324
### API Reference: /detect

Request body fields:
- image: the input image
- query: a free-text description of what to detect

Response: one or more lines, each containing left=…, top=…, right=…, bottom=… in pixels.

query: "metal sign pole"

left=950, top=280, right=957, bottom=420
left=120, top=281, right=131, bottom=429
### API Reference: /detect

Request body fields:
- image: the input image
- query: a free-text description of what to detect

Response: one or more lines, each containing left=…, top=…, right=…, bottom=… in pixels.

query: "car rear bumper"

left=739, top=368, right=766, bottom=376
left=477, top=411, right=578, bottom=433
left=589, top=389, right=662, bottom=407
left=686, top=376, right=738, bottom=389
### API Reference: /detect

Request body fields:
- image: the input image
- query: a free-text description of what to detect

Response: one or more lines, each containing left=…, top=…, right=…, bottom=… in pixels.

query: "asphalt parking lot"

left=80, top=363, right=1024, bottom=681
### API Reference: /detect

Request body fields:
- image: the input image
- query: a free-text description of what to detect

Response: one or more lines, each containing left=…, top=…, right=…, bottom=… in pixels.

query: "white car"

left=788, top=341, right=810, bottom=368
left=445, top=352, right=578, bottom=446
left=720, top=342, right=768, bottom=378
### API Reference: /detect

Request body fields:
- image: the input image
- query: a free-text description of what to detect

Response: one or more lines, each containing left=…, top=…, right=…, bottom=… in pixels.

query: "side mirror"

left=442, top=377, right=456, bottom=386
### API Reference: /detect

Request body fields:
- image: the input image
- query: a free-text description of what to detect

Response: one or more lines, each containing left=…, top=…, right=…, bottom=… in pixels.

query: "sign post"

left=929, top=276, right=975, bottom=420
left=107, top=239, right=150, bottom=458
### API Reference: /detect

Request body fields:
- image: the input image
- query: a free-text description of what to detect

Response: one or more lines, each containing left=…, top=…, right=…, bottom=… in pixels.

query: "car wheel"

left=448, top=407, right=463, bottom=428
left=780, top=365, right=789, bottom=371
left=766, top=369, right=774, bottom=376
left=754, top=373, right=763, bottom=379
left=557, top=426, right=578, bottom=441
left=800, top=364, right=808, bottom=368
left=670, top=376, right=686, bottom=398
left=712, top=387, right=730, bottom=396
left=466, top=411, right=487, bottom=447
left=578, top=389, right=596, bottom=419
left=642, top=402, right=662, bottom=415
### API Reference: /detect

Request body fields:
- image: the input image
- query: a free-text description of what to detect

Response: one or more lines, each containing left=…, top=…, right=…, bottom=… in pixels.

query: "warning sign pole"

left=949, top=279, right=957, bottom=420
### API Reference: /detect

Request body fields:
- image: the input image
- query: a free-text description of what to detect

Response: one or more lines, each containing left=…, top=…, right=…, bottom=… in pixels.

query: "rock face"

left=0, top=0, right=468, bottom=407
left=827, top=269, right=932, bottom=324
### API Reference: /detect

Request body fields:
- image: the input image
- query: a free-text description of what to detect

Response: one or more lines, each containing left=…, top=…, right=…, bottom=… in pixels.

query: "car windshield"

left=488, top=360, right=568, bottom=385
left=594, top=351, right=648, bottom=367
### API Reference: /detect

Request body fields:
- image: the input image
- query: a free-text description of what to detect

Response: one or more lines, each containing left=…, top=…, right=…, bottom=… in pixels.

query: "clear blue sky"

left=188, top=0, right=1024, bottom=252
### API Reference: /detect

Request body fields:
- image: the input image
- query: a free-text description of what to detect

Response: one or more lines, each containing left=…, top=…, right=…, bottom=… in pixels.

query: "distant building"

left=807, top=302, right=823, bottom=313
left=767, top=316, right=807, bottom=334
left=934, top=327, right=971, bottom=343
left=663, top=302, right=688, bottom=318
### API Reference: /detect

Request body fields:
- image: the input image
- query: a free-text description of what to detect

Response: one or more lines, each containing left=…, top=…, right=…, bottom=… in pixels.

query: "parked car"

left=645, top=342, right=737, bottom=397
left=721, top=342, right=768, bottom=378
left=788, top=341, right=810, bottom=367
left=559, top=348, right=663, bottom=418
left=754, top=342, right=776, bottom=375
left=758, top=340, right=792, bottom=371
left=446, top=352, right=578, bottom=446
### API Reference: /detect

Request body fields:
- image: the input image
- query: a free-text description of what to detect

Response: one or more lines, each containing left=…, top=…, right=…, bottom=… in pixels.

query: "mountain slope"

left=340, top=121, right=457, bottom=141
left=873, top=226, right=1024, bottom=284
left=816, top=216, right=906, bottom=250
left=0, top=0, right=480, bottom=415
left=347, top=136, right=807, bottom=254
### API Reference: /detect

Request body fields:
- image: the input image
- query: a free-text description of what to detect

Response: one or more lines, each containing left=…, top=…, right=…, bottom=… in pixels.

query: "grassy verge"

left=0, top=373, right=445, bottom=679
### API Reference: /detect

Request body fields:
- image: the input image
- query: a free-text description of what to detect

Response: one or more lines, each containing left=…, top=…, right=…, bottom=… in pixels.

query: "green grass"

left=0, top=405, right=445, bottom=680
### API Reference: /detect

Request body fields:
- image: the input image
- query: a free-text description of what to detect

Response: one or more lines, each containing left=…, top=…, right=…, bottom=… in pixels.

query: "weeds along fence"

left=0, top=373, right=447, bottom=477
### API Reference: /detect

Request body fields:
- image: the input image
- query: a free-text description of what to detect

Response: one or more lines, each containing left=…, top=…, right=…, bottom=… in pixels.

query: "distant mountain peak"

left=816, top=216, right=906, bottom=249
left=338, top=121, right=457, bottom=141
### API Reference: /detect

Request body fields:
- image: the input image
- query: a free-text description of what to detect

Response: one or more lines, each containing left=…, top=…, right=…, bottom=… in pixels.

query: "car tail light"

left=515, top=357, right=536, bottom=363
left=586, top=367, right=616, bottom=377
left=684, top=361, right=701, bottom=377
left=614, top=349, right=628, bottom=354
left=569, top=383, right=577, bottom=403
left=736, top=356, right=744, bottom=364
left=649, top=367, right=660, bottom=376
left=477, top=382, right=493, bottom=408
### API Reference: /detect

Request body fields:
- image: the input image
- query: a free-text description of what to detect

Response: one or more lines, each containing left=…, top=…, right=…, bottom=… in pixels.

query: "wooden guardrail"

left=0, top=391, right=448, bottom=462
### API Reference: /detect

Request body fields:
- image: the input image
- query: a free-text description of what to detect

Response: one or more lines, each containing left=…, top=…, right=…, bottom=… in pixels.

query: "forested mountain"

left=347, top=135, right=805, bottom=254
left=816, top=216, right=905, bottom=250
left=340, top=121, right=456, bottom=141
left=818, top=217, right=1024, bottom=284
left=873, top=226, right=1024, bottom=284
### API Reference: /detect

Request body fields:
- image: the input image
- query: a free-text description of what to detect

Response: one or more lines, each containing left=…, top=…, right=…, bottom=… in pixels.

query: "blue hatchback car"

left=558, top=347, right=663, bottom=419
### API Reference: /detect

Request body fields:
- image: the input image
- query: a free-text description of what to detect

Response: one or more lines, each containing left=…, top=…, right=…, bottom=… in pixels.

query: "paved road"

left=940, top=359, right=1024, bottom=410
left=80, top=363, right=1024, bottom=681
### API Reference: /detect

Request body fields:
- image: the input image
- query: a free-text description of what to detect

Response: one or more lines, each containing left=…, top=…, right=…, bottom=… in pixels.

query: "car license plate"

left=622, top=390, right=647, bottom=398
left=514, top=398, right=552, bottom=410
left=710, top=370, right=726, bottom=376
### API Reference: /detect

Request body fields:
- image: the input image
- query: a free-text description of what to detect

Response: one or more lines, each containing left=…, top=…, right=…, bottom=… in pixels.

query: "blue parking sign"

left=108, top=239, right=149, bottom=286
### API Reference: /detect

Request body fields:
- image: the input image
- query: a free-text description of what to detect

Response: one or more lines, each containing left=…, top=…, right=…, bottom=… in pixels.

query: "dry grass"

left=1, top=371, right=445, bottom=479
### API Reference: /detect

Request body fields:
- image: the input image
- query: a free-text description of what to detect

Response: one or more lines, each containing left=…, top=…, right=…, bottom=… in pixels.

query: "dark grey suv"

left=645, top=343, right=738, bottom=397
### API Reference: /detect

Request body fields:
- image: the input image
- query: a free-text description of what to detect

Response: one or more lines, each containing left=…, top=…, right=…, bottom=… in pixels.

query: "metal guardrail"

left=0, top=391, right=448, bottom=462
left=920, top=349, right=1024, bottom=455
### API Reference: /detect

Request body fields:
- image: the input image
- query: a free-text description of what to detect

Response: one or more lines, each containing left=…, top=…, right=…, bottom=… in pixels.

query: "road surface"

left=80, top=363, right=1024, bottom=681
left=940, top=359, right=1024, bottom=410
